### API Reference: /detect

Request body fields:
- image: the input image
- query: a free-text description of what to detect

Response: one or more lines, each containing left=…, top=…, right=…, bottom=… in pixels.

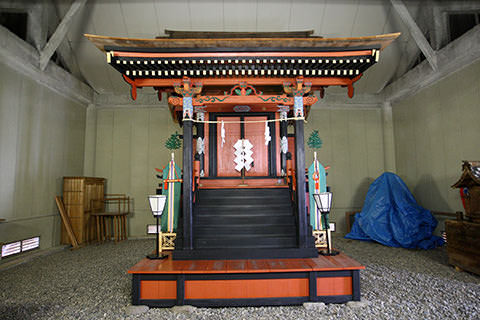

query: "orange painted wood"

left=131, top=76, right=362, bottom=89
left=140, top=280, right=177, bottom=300
left=317, top=277, right=352, bottom=296
left=309, top=254, right=365, bottom=271
left=185, top=278, right=309, bottom=299
left=226, top=260, right=249, bottom=273
left=216, top=116, right=241, bottom=177
left=212, top=260, right=229, bottom=272
left=128, top=252, right=364, bottom=274
left=199, top=178, right=287, bottom=189
left=244, top=116, right=269, bottom=176
left=246, top=260, right=271, bottom=273
left=113, top=50, right=374, bottom=59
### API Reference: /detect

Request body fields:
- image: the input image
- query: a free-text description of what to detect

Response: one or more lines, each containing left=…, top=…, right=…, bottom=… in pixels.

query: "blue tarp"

left=345, top=172, right=444, bottom=249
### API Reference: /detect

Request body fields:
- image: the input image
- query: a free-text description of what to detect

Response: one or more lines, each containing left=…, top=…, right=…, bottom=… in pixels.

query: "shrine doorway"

left=208, top=113, right=277, bottom=177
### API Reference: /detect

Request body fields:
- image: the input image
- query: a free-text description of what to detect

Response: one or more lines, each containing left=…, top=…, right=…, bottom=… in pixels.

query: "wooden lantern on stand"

left=147, top=195, right=167, bottom=259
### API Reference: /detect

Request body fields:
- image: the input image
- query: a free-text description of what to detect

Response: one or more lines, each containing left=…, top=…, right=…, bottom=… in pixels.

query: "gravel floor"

left=0, top=237, right=479, bottom=320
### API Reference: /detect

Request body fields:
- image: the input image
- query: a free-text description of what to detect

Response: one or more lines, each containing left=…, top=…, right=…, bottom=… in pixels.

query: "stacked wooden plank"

left=61, top=177, right=105, bottom=245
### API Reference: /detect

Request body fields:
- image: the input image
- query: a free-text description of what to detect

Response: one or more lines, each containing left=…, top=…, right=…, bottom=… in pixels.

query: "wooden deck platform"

left=198, top=178, right=287, bottom=189
left=128, top=252, right=365, bottom=307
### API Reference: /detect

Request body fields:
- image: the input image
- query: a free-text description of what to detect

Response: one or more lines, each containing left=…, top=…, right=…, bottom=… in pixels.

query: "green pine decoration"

left=307, top=130, right=323, bottom=150
left=165, top=132, right=182, bottom=150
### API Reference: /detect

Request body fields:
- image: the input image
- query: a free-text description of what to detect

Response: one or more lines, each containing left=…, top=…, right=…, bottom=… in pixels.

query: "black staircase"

left=173, top=187, right=318, bottom=260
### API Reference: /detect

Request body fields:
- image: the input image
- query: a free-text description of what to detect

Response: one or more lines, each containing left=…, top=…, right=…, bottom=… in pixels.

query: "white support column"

left=39, top=0, right=87, bottom=71
left=382, top=101, right=397, bottom=173
left=83, top=104, right=97, bottom=176
left=390, top=0, right=438, bottom=71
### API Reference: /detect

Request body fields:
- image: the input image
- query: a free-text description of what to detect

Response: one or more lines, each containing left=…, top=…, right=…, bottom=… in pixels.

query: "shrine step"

left=197, top=196, right=292, bottom=206
left=194, top=235, right=297, bottom=249
left=197, top=205, right=292, bottom=215
left=195, top=225, right=297, bottom=237
left=199, top=188, right=290, bottom=197
left=193, top=187, right=298, bottom=253
left=195, top=215, right=295, bottom=226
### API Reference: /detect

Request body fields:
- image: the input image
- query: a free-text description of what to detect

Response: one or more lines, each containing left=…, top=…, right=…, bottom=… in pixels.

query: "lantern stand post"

left=313, top=192, right=339, bottom=256
left=147, top=195, right=168, bottom=259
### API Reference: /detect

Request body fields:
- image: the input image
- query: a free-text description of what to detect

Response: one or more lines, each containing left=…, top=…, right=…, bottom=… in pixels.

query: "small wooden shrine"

left=452, top=160, right=480, bottom=223
left=87, top=30, right=398, bottom=307
left=447, top=161, right=480, bottom=275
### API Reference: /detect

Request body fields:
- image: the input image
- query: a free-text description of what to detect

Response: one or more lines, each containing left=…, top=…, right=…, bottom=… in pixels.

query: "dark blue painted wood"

left=294, top=119, right=308, bottom=248
left=182, top=119, right=193, bottom=250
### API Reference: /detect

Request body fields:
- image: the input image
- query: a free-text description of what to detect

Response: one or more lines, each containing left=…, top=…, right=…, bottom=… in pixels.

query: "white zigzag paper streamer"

left=233, top=139, right=254, bottom=172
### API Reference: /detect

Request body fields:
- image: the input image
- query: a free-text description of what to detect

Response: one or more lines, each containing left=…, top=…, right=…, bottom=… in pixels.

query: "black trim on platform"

left=137, top=299, right=177, bottom=307
left=132, top=274, right=140, bottom=305
left=309, top=271, right=317, bottom=301
left=105, top=45, right=382, bottom=53
left=316, top=270, right=353, bottom=277
left=317, top=295, right=353, bottom=304
left=177, top=274, right=185, bottom=305
left=184, top=297, right=309, bottom=307
left=352, top=269, right=361, bottom=301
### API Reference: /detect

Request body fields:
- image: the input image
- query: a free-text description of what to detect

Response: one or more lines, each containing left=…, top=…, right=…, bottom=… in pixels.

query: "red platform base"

left=128, top=252, right=365, bottom=307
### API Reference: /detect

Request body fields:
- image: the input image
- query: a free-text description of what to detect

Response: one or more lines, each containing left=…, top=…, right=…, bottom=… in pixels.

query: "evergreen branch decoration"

left=307, top=130, right=323, bottom=150
left=165, top=132, right=182, bottom=150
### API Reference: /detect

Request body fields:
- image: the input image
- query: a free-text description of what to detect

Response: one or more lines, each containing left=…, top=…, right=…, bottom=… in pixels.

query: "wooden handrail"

left=91, top=196, right=131, bottom=215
